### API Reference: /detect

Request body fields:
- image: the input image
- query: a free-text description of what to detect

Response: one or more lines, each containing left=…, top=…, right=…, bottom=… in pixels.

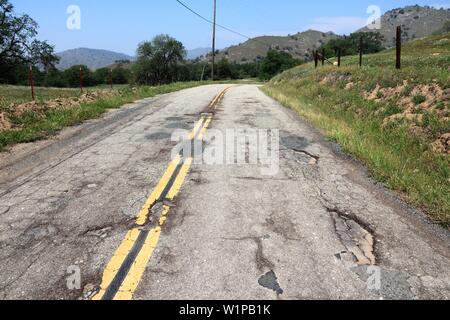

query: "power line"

left=175, top=0, right=272, bottom=47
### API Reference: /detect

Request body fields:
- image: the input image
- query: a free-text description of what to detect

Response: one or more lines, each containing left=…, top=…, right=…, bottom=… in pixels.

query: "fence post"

left=314, top=51, right=318, bottom=68
left=359, top=35, right=363, bottom=67
left=396, top=26, right=401, bottom=69
left=321, top=49, right=325, bottom=66
left=109, top=68, right=113, bottom=90
left=337, top=48, right=341, bottom=67
left=28, top=64, right=35, bottom=101
left=80, top=67, right=83, bottom=94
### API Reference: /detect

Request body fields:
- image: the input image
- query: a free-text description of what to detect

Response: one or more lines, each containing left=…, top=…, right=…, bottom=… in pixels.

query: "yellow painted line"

left=213, top=87, right=231, bottom=110
left=92, top=228, right=141, bottom=300
left=167, top=157, right=193, bottom=200
left=134, top=115, right=206, bottom=226
left=208, top=86, right=231, bottom=109
left=92, top=87, right=232, bottom=301
left=198, top=117, right=212, bottom=140
left=113, top=227, right=161, bottom=300
left=135, top=155, right=182, bottom=226
left=208, top=92, right=221, bottom=108
left=158, top=204, right=171, bottom=226
left=113, top=157, right=193, bottom=300
left=189, top=117, right=205, bottom=140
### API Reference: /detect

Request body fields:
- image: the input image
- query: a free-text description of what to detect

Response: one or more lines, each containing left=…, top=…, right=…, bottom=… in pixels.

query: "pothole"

left=14, top=223, right=58, bottom=248
left=143, top=200, right=177, bottom=229
left=84, top=226, right=113, bottom=238
left=166, top=117, right=185, bottom=121
left=165, top=122, right=191, bottom=130
left=81, top=283, right=98, bottom=300
left=328, top=208, right=376, bottom=266
left=280, top=131, right=319, bottom=164
left=258, top=271, right=284, bottom=295
left=290, top=148, right=320, bottom=164
left=145, top=132, right=171, bottom=140
left=280, top=132, right=310, bottom=150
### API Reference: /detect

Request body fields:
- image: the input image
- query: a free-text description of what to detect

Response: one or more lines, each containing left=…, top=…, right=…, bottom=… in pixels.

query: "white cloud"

left=305, top=16, right=368, bottom=35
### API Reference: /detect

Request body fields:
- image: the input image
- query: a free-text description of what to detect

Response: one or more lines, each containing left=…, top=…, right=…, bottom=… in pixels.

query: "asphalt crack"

left=80, top=217, right=135, bottom=238
left=0, top=206, right=10, bottom=216
left=290, top=148, right=320, bottom=164
left=222, top=236, right=274, bottom=272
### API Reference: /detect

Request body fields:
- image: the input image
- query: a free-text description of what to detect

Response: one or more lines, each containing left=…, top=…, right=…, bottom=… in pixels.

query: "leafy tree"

left=134, top=34, right=185, bottom=85
left=258, top=49, right=301, bottom=80
left=112, top=67, right=131, bottom=84
left=43, top=69, right=67, bottom=87
left=318, top=32, right=385, bottom=58
left=29, top=40, right=60, bottom=72
left=443, top=21, right=450, bottom=33
left=216, top=58, right=234, bottom=79
left=93, top=67, right=130, bottom=85
left=0, top=0, right=59, bottom=83
left=93, top=68, right=110, bottom=85
left=63, top=65, right=95, bottom=87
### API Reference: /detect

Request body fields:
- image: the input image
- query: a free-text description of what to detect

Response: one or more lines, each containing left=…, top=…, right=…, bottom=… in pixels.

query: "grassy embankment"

left=262, top=33, right=450, bottom=226
left=0, top=81, right=223, bottom=151
left=0, top=85, right=128, bottom=108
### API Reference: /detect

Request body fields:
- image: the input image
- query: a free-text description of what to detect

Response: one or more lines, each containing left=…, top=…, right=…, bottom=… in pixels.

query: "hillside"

left=56, top=48, right=134, bottom=70
left=216, top=30, right=338, bottom=63
left=187, top=47, right=211, bottom=60
left=215, top=5, right=449, bottom=63
left=359, top=5, right=450, bottom=47
left=262, top=33, right=450, bottom=225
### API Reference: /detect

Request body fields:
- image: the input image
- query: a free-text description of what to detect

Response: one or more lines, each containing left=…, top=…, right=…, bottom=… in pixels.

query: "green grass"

left=262, top=33, right=450, bottom=226
left=0, top=84, right=132, bottom=110
left=0, top=86, right=79, bottom=109
left=0, top=81, right=214, bottom=151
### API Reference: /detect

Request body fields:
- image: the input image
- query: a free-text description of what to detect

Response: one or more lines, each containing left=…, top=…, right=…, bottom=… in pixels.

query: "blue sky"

left=10, top=0, right=450, bottom=55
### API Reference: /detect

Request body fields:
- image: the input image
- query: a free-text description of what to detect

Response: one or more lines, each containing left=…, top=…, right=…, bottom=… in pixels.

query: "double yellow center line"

left=92, top=86, right=231, bottom=300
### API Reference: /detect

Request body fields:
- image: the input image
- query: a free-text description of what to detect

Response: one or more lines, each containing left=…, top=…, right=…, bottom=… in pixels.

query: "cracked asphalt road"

left=0, top=84, right=449, bottom=300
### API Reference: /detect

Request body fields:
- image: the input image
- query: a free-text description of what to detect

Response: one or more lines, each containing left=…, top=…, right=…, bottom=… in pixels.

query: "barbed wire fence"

left=313, top=26, right=403, bottom=70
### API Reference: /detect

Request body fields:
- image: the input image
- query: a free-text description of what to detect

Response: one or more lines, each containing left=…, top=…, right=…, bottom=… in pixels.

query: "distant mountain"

left=56, top=48, right=134, bottom=70
left=215, top=30, right=338, bottom=63
left=187, top=47, right=211, bottom=60
left=55, top=6, right=449, bottom=69
left=358, top=5, right=450, bottom=47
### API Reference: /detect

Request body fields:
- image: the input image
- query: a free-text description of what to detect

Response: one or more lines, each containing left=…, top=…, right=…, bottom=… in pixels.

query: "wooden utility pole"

left=321, top=48, right=325, bottom=66
left=211, top=0, right=217, bottom=80
left=28, top=64, right=35, bottom=101
left=314, top=51, right=318, bottom=68
left=200, top=63, right=207, bottom=81
left=396, top=26, right=402, bottom=69
left=359, top=35, right=363, bottom=67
